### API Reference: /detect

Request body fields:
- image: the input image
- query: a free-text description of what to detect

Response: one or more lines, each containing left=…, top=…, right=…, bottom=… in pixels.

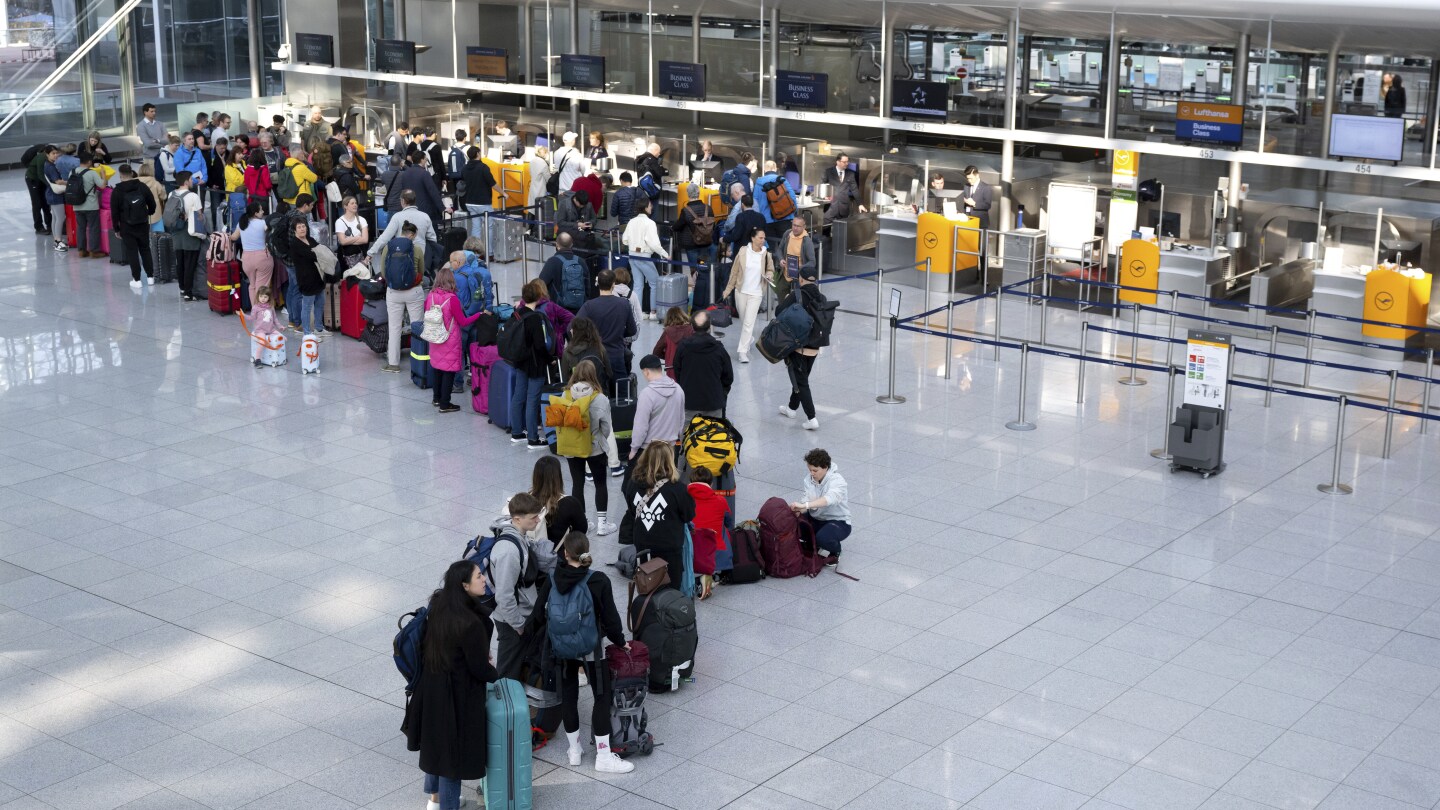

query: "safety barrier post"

left=817, top=240, right=825, bottom=281
left=521, top=225, right=530, bottom=286
left=1150, top=365, right=1176, bottom=460
left=1318, top=396, right=1353, bottom=494
left=992, top=283, right=1003, bottom=361
left=1383, top=369, right=1399, bottom=459
left=1263, top=325, right=1280, bottom=407
left=1006, top=342, right=1037, bottom=431
left=923, top=254, right=934, bottom=326
left=1076, top=322, right=1090, bottom=404
left=876, top=316, right=906, bottom=405
left=1118, top=305, right=1146, bottom=386
left=1303, top=310, right=1317, bottom=389
left=483, top=212, right=492, bottom=262
left=1164, top=291, right=1179, bottom=371
left=1423, top=349, right=1435, bottom=436
left=1039, top=273, right=1051, bottom=347
left=944, top=299, right=955, bottom=380
left=873, top=263, right=891, bottom=341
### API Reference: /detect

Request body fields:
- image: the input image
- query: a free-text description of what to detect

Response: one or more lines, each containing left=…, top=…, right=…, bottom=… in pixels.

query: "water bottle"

left=1015, top=205, right=1026, bottom=229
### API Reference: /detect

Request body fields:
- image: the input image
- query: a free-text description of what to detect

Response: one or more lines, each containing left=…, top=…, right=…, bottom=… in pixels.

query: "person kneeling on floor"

left=791, top=448, right=849, bottom=567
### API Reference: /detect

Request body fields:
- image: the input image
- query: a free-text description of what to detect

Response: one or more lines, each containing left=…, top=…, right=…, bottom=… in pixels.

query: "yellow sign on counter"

left=1362, top=266, right=1432, bottom=340
left=482, top=157, right=530, bottom=210
left=1118, top=239, right=1160, bottom=305
left=916, top=212, right=980, bottom=274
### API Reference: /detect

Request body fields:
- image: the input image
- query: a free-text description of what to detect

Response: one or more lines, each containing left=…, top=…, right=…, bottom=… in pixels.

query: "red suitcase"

left=65, top=205, right=77, bottom=247
left=340, top=278, right=365, bottom=339
left=207, top=259, right=242, bottom=314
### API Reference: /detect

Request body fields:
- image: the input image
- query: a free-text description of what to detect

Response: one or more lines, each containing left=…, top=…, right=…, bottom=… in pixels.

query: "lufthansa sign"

left=1176, top=102, right=1244, bottom=146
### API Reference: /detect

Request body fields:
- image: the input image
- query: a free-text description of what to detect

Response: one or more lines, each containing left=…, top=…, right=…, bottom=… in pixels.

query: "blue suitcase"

left=488, top=358, right=516, bottom=431
left=410, top=321, right=431, bottom=389
left=536, top=383, right=565, bottom=453
left=482, top=678, right=533, bottom=810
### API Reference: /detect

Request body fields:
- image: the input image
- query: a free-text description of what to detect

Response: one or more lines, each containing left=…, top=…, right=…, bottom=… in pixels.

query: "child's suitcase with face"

left=299, top=334, right=319, bottom=374
left=258, top=333, right=287, bottom=367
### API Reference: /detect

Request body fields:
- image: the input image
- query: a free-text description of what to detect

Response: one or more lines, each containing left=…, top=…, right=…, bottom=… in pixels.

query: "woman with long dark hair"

left=403, top=560, right=499, bottom=810
left=528, top=455, right=588, bottom=549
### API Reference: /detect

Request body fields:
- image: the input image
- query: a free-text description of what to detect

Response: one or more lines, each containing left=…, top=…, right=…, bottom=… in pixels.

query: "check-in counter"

left=876, top=210, right=918, bottom=275
left=1312, top=265, right=1367, bottom=346
left=1156, top=244, right=1233, bottom=314
left=483, top=158, right=530, bottom=210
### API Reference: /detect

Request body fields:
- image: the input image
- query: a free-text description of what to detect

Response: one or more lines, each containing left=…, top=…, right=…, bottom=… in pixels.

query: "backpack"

left=534, top=302, right=558, bottom=356
left=628, top=587, right=698, bottom=692
left=20, top=143, right=44, bottom=167
left=447, top=145, right=466, bottom=180
left=545, top=388, right=599, bottom=458
left=274, top=162, right=299, bottom=201
left=119, top=184, right=150, bottom=227
left=162, top=192, right=188, bottom=233
left=463, top=530, right=539, bottom=598
left=809, top=298, right=838, bottom=348
left=638, top=173, right=659, bottom=200
left=777, top=299, right=815, bottom=344
left=392, top=606, right=428, bottom=695
left=682, top=414, right=743, bottom=477
left=310, top=146, right=333, bottom=181
left=455, top=266, right=487, bottom=317
left=719, top=166, right=741, bottom=195
left=265, top=211, right=294, bottom=259
left=556, top=252, right=587, bottom=310
left=546, top=152, right=569, bottom=196
left=497, top=308, right=535, bottom=366
left=762, top=178, right=796, bottom=220
left=686, top=205, right=715, bottom=247
left=756, top=497, right=824, bottom=578
left=545, top=572, right=600, bottom=660
left=419, top=301, right=450, bottom=343
left=63, top=168, right=93, bottom=206
left=725, top=521, right=766, bottom=584
left=383, top=238, right=420, bottom=290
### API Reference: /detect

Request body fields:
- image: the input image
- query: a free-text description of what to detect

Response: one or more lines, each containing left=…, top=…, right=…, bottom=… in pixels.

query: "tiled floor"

left=1, top=171, right=1439, bottom=809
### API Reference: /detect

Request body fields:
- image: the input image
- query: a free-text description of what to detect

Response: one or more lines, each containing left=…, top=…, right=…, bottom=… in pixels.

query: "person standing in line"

left=137, top=103, right=168, bottom=162
left=621, top=198, right=668, bottom=320
left=24, top=143, right=54, bottom=236
left=138, top=164, right=165, bottom=232
left=508, top=283, right=558, bottom=449
left=486, top=494, right=543, bottom=680
left=790, top=448, right=850, bottom=566
left=110, top=164, right=157, bottom=287
left=527, top=145, right=552, bottom=211
left=629, top=355, right=686, bottom=462
left=41, top=147, right=68, bottom=252
left=288, top=219, right=327, bottom=338
left=673, top=311, right=733, bottom=419
left=553, top=359, right=616, bottom=535
left=70, top=154, right=105, bottom=259
left=725, top=194, right=766, bottom=263
left=552, top=131, right=584, bottom=193
left=230, top=201, right=273, bottom=296
left=777, top=265, right=830, bottom=430
left=722, top=226, right=774, bottom=364
left=524, top=455, right=589, bottom=554
left=423, top=267, right=485, bottom=413
left=374, top=220, right=426, bottom=373
left=620, top=441, right=695, bottom=584
left=574, top=270, right=638, bottom=382
left=587, top=131, right=609, bottom=165
left=651, top=307, right=693, bottom=380
left=169, top=171, right=206, bottom=301
left=459, top=146, right=496, bottom=239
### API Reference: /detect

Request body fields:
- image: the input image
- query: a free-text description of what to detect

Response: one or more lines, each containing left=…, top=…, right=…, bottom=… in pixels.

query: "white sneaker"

left=778, top=405, right=796, bottom=419
left=425, top=800, right=467, bottom=810
left=739, top=353, right=750, bottom=364
left=53, top=241, right=67, bottom=253
left=129, top=279, right=142, bottom=289
left=568, top=743, right=584, bottom=766
left=802, top=417, right=819, bottom=430
left=596, top=519, right=618, bottom=536
left=594, top=750, right=634, bottom=774
left=146, top=276, right=155, bottom=285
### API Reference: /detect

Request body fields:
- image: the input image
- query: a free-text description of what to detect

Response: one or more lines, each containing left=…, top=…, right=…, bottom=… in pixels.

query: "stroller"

left=605, top=641, right=656, bottom=758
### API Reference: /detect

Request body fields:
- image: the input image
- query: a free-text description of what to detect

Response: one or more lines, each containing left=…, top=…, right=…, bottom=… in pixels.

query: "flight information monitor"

left=560, top=54, right=606, bottom=90
left=1175, top=102, right=1244, bottom=146
left=374, top=40, right=416, bottom=75
left=890, top=79, right=948, bottom=120
left=293, top=33, right=334, bottom=67
left=466, top=47, right=508, bottom=82
left=1329, top=114, right=1405, bottom=162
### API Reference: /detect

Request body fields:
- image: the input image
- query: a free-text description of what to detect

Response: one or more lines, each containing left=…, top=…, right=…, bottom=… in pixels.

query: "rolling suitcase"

left=65, top=205, right=76, bottom=247
left=98, top=207, right=113, bottom=255
left=487, top=216, right=524, bottom=263
left=470, top=344, right=499, bottom=414
left=612, top=374, right=638, bottom=459
left=690, top=261, right=717, bottom=311
left=409, top=321, right=431, bottom=389
left=654, top=271, right=688, bottom=315
left=481, top=679, right=533, bottom=810
left=207, top=258, right=242, bottom=314
left=361, top=300, right=389, bottom=354
left=151, top=232, right=176, bottom=283
left=108, top=232, right=127, bottom=265
left=488, top=358, right=516, bottom=430
left=536, top=381, right=566, bottom=453
left=438, top=224, right=466, bottom=258
left=322, top=282, right=342, bottom=331
left=340, top=278, right=365, bottom=339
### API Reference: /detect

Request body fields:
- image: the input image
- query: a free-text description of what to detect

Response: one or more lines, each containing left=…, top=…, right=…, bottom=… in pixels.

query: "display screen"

left=1175, top=102, right=1243, bottom=146
left=466, top=47, right=507, bottom=82
left=658, top=61, right=705, bottom=100
left=374, top=40, right=416, bottom=75
left=560, top=54, right=606, bottom=90
left=293, top=33, right=334, bottom=67
left=890, top=79, right=948, bottom=120
left=777, top=70, right=828, bottom=110
left=1329, top=114, right=1405, bottom=162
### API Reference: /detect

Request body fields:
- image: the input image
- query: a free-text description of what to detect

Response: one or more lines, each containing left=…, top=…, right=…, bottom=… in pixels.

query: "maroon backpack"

left=756, top=497, right=824, bottom=579
left=725, top=521, right=765, bottom=584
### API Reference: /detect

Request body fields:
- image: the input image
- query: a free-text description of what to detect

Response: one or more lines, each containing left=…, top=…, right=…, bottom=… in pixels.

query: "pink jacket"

left=422, top=288, right=481, bottom=372
left=250, top=301, right=283, bottom=338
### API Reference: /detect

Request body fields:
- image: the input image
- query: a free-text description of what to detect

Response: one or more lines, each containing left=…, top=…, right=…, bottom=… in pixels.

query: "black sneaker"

left=438, top=404, right=461, bottom=413
left=824, top=555, right=840, bottom=567
left=527, top=439, right=547, bottom=450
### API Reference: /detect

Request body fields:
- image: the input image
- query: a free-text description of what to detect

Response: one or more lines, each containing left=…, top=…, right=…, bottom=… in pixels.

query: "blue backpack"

left=455, top=264, right=490, bottom=317
left=546, top=572, right=600, bottom=660
left=777, top=299, right=815, bottom=342
left=638, top=173, right=660, bottom=200
left=719, top=166, right=742, bottom=195
left=556, top=253, right=587, bottom=310
left=384, top=237, right=419, bottom=291
left=447, top=146, right=466, bottom=180
left=463, top=530, right=538, bottom=597
left=393, top=606, right=428, bottom=695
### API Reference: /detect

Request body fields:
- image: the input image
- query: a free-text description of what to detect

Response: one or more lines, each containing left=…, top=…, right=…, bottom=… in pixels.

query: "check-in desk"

left=1156, top=245, right=1233, bottom=315
left=483, top=158, right=530, bottom=210
left=876, top=210, right=918, bottom=276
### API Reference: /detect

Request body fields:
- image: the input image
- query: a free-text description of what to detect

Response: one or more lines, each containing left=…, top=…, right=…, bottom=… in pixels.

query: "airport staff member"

left=823, top=153, right=866, bottom=224
left=925, top=172, right=947, bottom=214
left=961, top=165, right=992, bottom=233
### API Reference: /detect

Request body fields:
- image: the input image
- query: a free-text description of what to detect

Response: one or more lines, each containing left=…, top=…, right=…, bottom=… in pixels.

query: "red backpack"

left=756, top=498, right=824, bottom=579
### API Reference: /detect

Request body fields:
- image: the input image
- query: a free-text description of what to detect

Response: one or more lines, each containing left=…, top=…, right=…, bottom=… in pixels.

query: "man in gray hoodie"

left=629, top=354, right=686, bottom=461
left=486, top=494, right=543, bottom=678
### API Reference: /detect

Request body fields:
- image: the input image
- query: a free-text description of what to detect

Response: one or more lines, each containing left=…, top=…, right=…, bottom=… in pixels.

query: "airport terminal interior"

left=4, top=0, right=1440, bottom=808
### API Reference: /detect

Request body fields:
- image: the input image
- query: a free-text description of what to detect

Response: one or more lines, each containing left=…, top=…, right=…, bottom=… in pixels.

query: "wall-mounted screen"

left=1329, top=114, right=1405, bottom=162
left=890, top=79, right=948, bottom=120
left=560, top=54, right=606, bottom=90
left=776, top=70, right=828, bottom=110
left=658, top=61, right=705, bottom=100
left=293, top=33, right=334, bottom=67
left=374, top=40, right=416, bottom=75
left=466, top=47, right=508, bottom=82
left=1175, top=102, right=1244, bottom=146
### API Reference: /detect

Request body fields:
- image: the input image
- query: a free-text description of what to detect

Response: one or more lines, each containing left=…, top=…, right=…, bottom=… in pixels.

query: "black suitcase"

left=612, top=373, right=638, bottom=459
left=438, top=224, right=467, bottom=258
left=151, top=231, right=176, bottom=283
left=691, top=261, right=719, bottom=311
left=108, top=232, right=127, bottom=265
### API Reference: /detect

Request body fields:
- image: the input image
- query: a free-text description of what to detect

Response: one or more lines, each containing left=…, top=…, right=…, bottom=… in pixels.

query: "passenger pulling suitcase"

left=482, top=678, right=533, bottom=810
left=654, top=271, right=688, bottom=315
left=339, top=278, right=365, bottom=339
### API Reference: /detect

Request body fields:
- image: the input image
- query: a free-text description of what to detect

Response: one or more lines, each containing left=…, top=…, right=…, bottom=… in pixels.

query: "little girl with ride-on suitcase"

left=249, top=286, right=286, bottom=367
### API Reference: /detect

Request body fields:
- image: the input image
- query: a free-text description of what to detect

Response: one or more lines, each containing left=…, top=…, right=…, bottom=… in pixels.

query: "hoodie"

left=522, top=563, right=626, bottom=653
left=687, top=482, right=730, bottom=544
left=250, top=300, right=283, bottom=338
left=652, top=323, right=694, bottom=380
left=632, top=375, right=686, bottom=451
left=281, top=156, right=317, bottom=202
left=484, top=518, right=540, bottom=631
left=800, top=462, right=849, bottom=523
left=556, top=381, right=611, bottom=459
left=673, top=331, right=734, bottom=413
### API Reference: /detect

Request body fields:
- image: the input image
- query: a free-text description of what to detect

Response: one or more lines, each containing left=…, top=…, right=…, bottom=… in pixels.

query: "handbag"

left=632, top=555, right=670, bottom=596
left=545, top=152, right=569, bottom=196
left=325, top=180, right=342, bottom=204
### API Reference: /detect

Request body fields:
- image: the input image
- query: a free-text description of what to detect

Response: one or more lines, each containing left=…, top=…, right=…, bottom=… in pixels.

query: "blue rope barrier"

left=817, top=269, right=883, bottom=284
left=1229, top=379, right=1344, bottom=404
left=1347, top=398, right=1440, bottom=421
left=1313, top=309, right=1440, bottom=337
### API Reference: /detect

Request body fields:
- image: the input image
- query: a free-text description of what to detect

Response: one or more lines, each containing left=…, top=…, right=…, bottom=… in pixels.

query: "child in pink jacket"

left=249, top=286, right=285, bottom=367
left=424, top=268, right=484, bottom=412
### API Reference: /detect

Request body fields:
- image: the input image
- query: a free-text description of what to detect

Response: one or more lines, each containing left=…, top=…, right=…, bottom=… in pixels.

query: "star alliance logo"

left=633, top=491, right=669, bottom=531
left=911, top=87, right=927, bottom=107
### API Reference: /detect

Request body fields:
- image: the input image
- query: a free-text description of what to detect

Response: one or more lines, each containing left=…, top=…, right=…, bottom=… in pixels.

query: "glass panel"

left=0, top=0, right=107, bottom=148
left=774, top=22, right=883, bottom=115
left=697, top=14, right=763, bottom=105
left=1019, top=31, right=1109, bottom=135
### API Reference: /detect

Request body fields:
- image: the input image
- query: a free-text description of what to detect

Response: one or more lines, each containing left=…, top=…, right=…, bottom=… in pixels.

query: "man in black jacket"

left=777, top=266, right=832, bottom=430
left=575, top=270, right=638, bottom=378
left=459, top=147, right=496, bottom=234
left=726, top=195, right=766, bottom=260
left=673, top=310, right=733, bottom=418
left=394, top=155, right=445, bottom=222
left=110, top=164, right=157, bottom=287
left=506, top=284, right=557, bottom=449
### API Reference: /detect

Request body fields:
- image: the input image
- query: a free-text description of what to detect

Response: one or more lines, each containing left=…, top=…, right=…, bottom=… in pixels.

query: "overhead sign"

left=1330, top=114, right=1405, bottom=162
left=466, top=47, right=507, bottom=82
left=293, top=33, right=334, bottom=67
left=560, top=54, right=606, bottom=90
left=1176, top=102, right=1244, bottom=146
left=658, top=60, right=705, bottom=100
left=1184, top=331, right=1232, bottom=409
left=891, top=79, right=948, bottom=120
left=777, top=70, right=828, bottom=110
left=1111, top=149, right=1138, bottom=190
left=374, top=40, right=416, bottom=75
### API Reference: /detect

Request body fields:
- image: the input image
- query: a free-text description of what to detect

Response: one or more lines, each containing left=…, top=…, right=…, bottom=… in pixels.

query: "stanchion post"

left=944, top=300, right=955, bottom=380
left=1423, top=349, right=1435, bottom=436
left=1318, top=396, right=1353, bottom=494
left=1303, top=310, right=1317, bottom=389
left=1150, top=365, right=1176, bottom=460
left=1039, top=272, right=1051, bottom=347
left=1165, top=290, right=1179, bottom=370
left=1263, top=325, right=1279, bottom=408
left=1006, top=341, right=1037, bottom=431
left=924, top=253, right=934, bottom=325
left=1383, top=369, right=1399, bottom=459
left=873, top=264, right=886, bottom=341
left=1077, top=322, right=1090, bottom=404
left=993, top=281, right=1003, bottom=362
left=483, top=212, right=492, bottom=262
left=1118, top=304, right=1147, bottom=386
left=876, top=316, right=907, bottom=405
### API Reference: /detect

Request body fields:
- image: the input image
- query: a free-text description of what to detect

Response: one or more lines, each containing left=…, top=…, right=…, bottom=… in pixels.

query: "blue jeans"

left=465, top=204, right=494, bottom=239
left=299, top=293, right=323, bottom=334
left=283, top=263, right=300, bottom=326
left=422, top=773, right=461, bottom=810
left=685, top=246, right=716, bottom=267
left=508, top=371, right=544, bottom=441
left=810, top=517, right=851, bottom=557
left=629, top=257, right=659, bottom=315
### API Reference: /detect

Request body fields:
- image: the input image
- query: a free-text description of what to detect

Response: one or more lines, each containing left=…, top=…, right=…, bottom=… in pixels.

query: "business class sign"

left=1175, top=102, right=1244, bottom=146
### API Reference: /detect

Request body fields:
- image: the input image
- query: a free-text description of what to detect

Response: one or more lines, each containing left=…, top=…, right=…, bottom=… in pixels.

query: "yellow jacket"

left=224, top=164, right=245, bottom=193
left=283, top=156, right=317, bottom=203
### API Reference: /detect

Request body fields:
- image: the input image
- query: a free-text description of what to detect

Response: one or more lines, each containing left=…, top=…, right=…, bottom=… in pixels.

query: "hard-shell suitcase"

left=207, top=259, right=242, bottom=314
left=487, top=216, right=524, bottom=263
left=151, top=232, right=176, bottom=283
left=488, top=358, right=516, bottom=430
left=612, top=374, right=638, bottom=459
left=481, top=679, right=533, bottom=810
left=470, top=344, right=500, bottom=414
left=97, top=209, right=113, bottom=255
left=438, top=224, right=467, bottom=258
left=323, top=281, right=342, bottom=331
left=108, top=232, right=127, bottom=264
left=340, top=278, right=365, bottom=339
left=654, top=271, right=688, bottom=315
left=257, top=333, right=287, bottom=367
left=409, top=321, right=432, bottom=389
left=299, top=334, right=320, bottom=374
left=65, top=205, right=76, bottom=247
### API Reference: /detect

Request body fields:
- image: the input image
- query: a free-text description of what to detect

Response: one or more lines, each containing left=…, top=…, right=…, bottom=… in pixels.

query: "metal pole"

left=1320, top=45, right=1339, bottom=161
left=1383, top=369, right=1399, bottom=459
left=1164, top=290, right=1179, bottom=371
left=1006, top=342, right=1037, bottom=431
left=1150, top=365, right=1176, bottom=460
left=483, top=213, right=491, bottom=262
left=874, top=265, right=885, bottom=341
left=1373, top=208, right=1384, bottom=266
left=1303, top=309, right=1316, bottom=388
left=924, top=251, right=934, bottom=325
left=1318, top=396, right=1353, bottom=494
left=944, top=300, right=954, bottom=381
left=1077, top=322, right=1089, bottom=404
left=1423, top=349, right=1435, bottom=436
left=1039, top=271, right=1050, bottom=347
left=993, top=282, right=1003, bottom=361
left=1263, top=325, right=1279, bottom=407
left=1118, top=304, right=1146, bottom=385
left=876, top=317, right=906, bottom=404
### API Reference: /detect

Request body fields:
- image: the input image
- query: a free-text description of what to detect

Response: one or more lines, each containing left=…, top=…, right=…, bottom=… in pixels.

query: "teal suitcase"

left=482, top=678, right=533, bottom=810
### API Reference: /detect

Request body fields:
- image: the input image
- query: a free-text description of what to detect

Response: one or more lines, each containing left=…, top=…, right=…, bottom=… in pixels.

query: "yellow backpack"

left=682, top=414, right=742, bottom=476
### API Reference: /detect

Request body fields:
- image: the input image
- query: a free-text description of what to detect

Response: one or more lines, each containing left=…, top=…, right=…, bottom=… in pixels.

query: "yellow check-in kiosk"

left=1362, top=266, right=1432, bottom=340
left=483, top=158, right=530, bottom=210
left=915, top=212, right=980, bottom=273
left=1118, top=239, right=1160, bottom=306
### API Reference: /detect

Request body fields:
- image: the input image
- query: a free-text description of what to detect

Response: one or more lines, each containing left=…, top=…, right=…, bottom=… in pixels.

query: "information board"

left=560, top=54, right=606, bottom=90
left=1175, top=102, right=1244, bottom=146
left=466, top=47, right=507, bottom=82
left=1329, top=114, right=1405, bottom=162
left=293, top=33, right=334, bottom=67
left=777, top=70, right=828, bottom=110
left=374, top=40, right=416, bottom=74
left=1183, top=331, right=1232, bottom=409
left=658, top=61, right=705, bottom=100
left=890, top=79, right=948, bottom=120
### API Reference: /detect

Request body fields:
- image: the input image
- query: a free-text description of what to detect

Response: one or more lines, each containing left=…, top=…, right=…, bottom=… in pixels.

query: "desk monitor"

left=466, top=47, right=508, bottom=82
left=293, top=33, right=334, bottom=67
left=374, top=39, right=416, bottom=75
left=488, top=135, right=518, bottom=157
left=560, top=54, right=606, bottom=90
left=930, top=189, right=962, bottom=199
left=690, top=159, right=720, bottom=184
left=1329, top=113, right=1405, bottom=162
left=1148, top=210, right=1182, bottom=238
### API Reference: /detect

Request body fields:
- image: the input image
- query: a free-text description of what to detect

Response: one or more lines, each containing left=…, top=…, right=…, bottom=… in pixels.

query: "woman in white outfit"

left=620, top=198, right=668, bottom=320
left=527, top=145, right=552, bottom=208
left=721, top=226, right=773, bottom=363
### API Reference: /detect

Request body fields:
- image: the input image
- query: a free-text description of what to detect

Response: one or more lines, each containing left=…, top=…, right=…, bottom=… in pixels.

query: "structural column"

left=692, top=11, right=701, bottom=127
left=569, top=0, right=579, bottom=130
left=879, top=4, right=890, bottom=150
left=248, top=0, right=263, bottom=97
left=767, top=5, right=778, bottom=157
left=1102, top=13, right=1119, bottom=139
left=1320, top=45, right=1338, bottom=161
left=1000, top=11, right=1021, bottom=232
left=396, top=0, right=408, bottom=123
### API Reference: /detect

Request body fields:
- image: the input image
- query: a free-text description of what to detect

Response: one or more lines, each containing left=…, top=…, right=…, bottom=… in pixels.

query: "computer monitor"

left=488, top=135, right=517, bottom=159
left=1148, top=210, right=1182, bottom=238
left=690, top=159, right=720, bottom=185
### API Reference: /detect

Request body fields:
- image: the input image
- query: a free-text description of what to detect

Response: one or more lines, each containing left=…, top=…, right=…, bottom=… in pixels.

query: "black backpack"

left=20, top=143, right=45, bottom=167
left=265, top=212, right=293, bottom=259
left=119, top=185, right=151, bottom=227
left=63, top=168, right=93, bottom=206
left=497, top=309, right=534, bottom=366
